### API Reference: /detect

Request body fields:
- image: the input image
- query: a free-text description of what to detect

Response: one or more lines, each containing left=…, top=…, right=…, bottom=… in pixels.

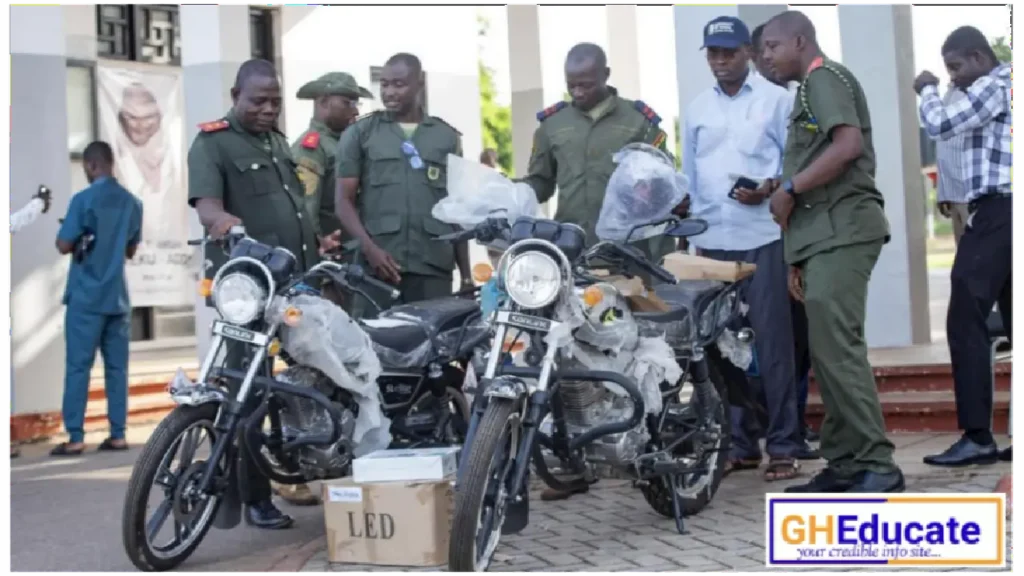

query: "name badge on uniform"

left=427, top=165, right=440, bottom=181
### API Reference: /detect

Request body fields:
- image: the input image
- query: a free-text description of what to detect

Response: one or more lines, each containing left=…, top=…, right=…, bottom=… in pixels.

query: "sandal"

left=764, top=458, right=800, bottom=482
left=50, top=442, right=85, bottom=457
left=98, top=438, right=129, bottom=452
left=725, top=457, right=762, bottom=475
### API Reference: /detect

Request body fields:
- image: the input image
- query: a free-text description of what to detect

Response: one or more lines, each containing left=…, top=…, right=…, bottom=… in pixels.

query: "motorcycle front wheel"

left=448, top=397, right=521, bottom=572
left=122, top=404, right=224, bottom=572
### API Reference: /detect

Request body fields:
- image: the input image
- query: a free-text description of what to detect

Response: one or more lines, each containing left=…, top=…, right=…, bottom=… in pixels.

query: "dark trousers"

left=702, top=240, right=803, bottom=459
left=63, top=307, right=130, bottom=444
left=947, top=195, right=1013, bottom=433
left=224, top=341, right=272, bottom=505
left=791, top=298, right=812, bottom=432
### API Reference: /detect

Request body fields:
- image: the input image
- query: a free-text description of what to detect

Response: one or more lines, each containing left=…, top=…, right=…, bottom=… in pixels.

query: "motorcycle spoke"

left=146, top=498, right=174, bottom=543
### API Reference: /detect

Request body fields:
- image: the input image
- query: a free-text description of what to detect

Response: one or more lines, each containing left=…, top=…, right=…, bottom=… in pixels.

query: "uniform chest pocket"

left=232, top=158, right=276, bottom=197
left=366, top=149, right=405, bottom=187
left=419, top=150, right=449, bottom=195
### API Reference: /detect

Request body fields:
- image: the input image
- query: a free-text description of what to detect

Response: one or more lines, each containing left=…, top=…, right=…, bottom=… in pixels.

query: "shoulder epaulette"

left=430, top=116, right=463, bottom=136
left=301, top=131, right=320, bottom=149
left=536, top=101, right=568, bottom=122
left=633, top=100, right=662, bottom=127
left=799, top=58, right=855, bottom=124
left=197, top=119, right=229, bottom=133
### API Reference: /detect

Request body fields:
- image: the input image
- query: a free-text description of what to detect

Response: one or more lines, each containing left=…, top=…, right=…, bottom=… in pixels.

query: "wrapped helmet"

left=595, top=143, right=689, bottom=243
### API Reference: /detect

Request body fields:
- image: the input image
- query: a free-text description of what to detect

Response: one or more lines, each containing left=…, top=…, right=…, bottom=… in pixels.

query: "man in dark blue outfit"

left=52, top=141, right=143, bottom=456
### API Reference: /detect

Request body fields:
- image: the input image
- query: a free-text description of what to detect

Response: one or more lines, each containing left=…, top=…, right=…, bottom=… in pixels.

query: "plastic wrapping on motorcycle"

left=595, top=143, right=689, bottom=243
left=431, top=153, right=540, bottom=229
left=269, top=295, right=392, bottom=457
left=545, top=284, right=681, bottom=415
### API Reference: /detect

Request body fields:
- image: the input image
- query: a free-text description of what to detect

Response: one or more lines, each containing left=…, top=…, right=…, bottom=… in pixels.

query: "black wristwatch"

left=782, top=179, right=797, bottom=197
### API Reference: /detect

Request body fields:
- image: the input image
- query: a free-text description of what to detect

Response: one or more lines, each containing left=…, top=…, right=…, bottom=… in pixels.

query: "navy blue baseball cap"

left=701, top=16, right=751, bottom=49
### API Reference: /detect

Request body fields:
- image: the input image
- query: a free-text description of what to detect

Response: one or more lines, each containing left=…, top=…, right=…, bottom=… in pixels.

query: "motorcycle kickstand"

left=668, top=474, right=686, bottom=535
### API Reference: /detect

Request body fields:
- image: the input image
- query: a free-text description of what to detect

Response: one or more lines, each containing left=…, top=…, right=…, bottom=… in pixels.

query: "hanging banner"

left=97, top=64, right=192, bottom=307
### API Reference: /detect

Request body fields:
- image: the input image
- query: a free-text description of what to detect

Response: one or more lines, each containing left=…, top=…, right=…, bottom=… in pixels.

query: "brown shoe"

left=272, top=482, right=320, bottom=506
left=540, top=484, right=590, bottom=501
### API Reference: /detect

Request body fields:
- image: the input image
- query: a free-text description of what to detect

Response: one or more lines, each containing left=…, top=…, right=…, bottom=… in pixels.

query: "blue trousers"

left=63, top=306, right=129, bottom=443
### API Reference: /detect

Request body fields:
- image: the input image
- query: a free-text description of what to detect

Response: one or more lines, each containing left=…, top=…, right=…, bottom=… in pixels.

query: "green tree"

left=991, top=36, right=1011, bottom=63
left=478, top=15, right=514, bottom=175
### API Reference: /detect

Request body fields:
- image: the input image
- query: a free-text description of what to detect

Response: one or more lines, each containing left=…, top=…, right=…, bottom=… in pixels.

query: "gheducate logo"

left=765, top=494, right=1006, bottom=568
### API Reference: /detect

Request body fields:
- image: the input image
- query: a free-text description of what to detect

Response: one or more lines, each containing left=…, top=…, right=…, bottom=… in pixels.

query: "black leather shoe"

left=245, top=500, right=294, bottom=530
left=784, top=468, right=854, bottom=493
left=999, top=446, right=1012, bottom=461
left=794, top=442, right=820, bottom=461
left=847, top=469, right=905, bottom=493
left=923, top=436, right=999, bottom=467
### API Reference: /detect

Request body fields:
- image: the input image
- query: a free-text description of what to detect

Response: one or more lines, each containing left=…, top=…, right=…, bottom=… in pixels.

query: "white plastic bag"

left=432, top=154, right=539, bottom=229
left=269, top=295, right=392, bottom=457
left=595, top=143, right=689, bottom=243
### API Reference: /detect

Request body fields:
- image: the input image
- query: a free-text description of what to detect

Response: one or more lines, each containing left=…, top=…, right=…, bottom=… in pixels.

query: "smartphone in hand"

left=728, top=176, right=761, bottom=200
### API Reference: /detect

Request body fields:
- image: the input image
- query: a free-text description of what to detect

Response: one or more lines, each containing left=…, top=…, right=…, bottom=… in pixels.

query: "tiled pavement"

left=301, top=434, right=1012, bottom=572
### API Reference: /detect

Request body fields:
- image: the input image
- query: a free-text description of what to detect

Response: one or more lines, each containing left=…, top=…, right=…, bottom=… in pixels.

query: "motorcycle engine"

left=276, top=366, right=357, bottom=480
left=540, top=380, right=650, bottom=470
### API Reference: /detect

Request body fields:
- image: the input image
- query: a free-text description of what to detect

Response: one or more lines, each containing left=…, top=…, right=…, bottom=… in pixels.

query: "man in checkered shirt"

left=914, top=26, right=1011, bottom=468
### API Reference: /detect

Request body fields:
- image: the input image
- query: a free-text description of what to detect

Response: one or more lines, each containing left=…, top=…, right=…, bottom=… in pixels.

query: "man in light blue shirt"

left=683, top=16, right=807, bottom=481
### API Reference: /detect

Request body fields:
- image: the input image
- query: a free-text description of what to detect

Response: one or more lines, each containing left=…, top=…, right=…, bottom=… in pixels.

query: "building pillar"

left=10, top=6, right=72, bottom=418
left=674, top=5, right=787, bottom=122
left=180, top=5, right=251, bottom=360
left=839, top=5, right=930, bottom=347
left=506, top=5, right=547, bottom=213
left=606, top=5, right=642, bottom=98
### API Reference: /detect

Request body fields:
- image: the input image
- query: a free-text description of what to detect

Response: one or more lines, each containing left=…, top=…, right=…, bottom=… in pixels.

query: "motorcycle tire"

left=122, top=403, right=221, bottom=572
left=448, top=397, right=520, bottom=572
left=640, top=352, right=731, bottom=519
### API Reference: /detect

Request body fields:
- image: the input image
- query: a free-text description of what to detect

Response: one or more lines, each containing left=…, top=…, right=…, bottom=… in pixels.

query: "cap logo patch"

left=708, top=22, right=734, bottom=35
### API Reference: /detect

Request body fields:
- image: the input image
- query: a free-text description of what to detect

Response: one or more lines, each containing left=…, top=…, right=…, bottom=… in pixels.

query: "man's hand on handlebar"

left=318, top=230, right=342, bottom=256
left=362, top=242, right=402, bottom=285
left=209, top=213, right=242, bottom=239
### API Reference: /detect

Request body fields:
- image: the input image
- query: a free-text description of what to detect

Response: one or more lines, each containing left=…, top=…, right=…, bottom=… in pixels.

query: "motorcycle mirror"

left=665, top=218, right=709, bottom=238
left=626, top=217, right=678, bottom=243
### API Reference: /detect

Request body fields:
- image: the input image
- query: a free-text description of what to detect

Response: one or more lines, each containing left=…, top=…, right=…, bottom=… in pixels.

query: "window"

left=369, top=65, right=429, bottom=114
left=66, top=62, right=98, bottom=158
left=96, top=5, right=181, bottom=65
left=250, top=8, right=275, bottom=61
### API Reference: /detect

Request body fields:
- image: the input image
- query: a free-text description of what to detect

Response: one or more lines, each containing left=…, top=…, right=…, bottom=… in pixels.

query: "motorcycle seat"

left=360, top=297, right=483, bottom=356
left=632, top=281, right=725, bottom=325
left=384, top=298, right=482, bottom=333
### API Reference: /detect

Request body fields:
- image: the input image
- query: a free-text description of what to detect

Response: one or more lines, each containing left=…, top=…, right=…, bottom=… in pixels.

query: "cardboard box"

left=606, top=275, right=671, bottom=313
left=661, top=252, right=757, bottom=282
left=322, top=478, right=454, bottom=567
left=351, top=446, right=459, bottom=484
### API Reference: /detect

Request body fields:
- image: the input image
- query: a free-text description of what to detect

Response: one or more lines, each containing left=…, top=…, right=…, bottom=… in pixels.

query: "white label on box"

left=328, top=486, right=363, bottom=503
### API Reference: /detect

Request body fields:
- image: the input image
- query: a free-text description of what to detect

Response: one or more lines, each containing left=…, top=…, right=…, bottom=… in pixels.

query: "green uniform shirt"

left=781, top=58, right=890, bottom=265
left=522, top=88, right=672, bottom=257
left=336, top=111, right=463, bottom=278
left=291, top=118, right=343, bottom=237
left=187, top=110, right=321, bottom=281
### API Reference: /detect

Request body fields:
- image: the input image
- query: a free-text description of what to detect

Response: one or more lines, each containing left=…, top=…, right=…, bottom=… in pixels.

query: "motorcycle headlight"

left=213, top=272, right=267, bottom=325
left=503, top=252, right=562, bottom=309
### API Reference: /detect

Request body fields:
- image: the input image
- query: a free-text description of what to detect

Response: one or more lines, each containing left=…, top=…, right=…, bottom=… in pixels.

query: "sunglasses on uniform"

left=401, top=141, right=425, bottom=170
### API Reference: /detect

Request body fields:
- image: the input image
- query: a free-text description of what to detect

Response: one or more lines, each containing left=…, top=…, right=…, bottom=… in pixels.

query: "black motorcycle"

left=121, top=227, right=487, bottom=571
left=441, top=215, right=749, bottom=571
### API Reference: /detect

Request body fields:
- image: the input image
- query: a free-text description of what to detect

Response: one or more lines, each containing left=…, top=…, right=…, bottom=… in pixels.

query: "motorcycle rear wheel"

left=122, top=404, right=222, bottom=572
left=640, top=355, right=731, bottom=518
left=448, top=397, right=520, bottom=572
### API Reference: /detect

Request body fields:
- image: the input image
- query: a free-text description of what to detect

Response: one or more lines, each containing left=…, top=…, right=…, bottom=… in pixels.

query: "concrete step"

left=808, top=360, right=1012, bottom=395
left=805, top=390, right=1012, bottom=434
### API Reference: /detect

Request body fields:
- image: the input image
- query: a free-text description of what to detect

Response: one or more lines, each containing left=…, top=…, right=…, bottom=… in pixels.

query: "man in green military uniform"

left=336, top=52, right=471, bottom=315
left=761, top=12, right=904, bottom=493
left=521, top=43, right=682, bottom=268
left=520, top=43, right=681, bottom=501
left=188, top=59, right=341, bottom=523
left=292, top=72, right=373, bottom=237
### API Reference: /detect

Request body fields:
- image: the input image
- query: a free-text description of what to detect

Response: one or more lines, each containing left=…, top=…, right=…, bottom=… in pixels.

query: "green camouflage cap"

left=296, top=72, right=374, bottom=100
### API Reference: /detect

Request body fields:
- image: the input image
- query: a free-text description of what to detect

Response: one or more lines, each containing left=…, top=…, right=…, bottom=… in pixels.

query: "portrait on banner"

left=97, top=64, right=192, bottom=307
